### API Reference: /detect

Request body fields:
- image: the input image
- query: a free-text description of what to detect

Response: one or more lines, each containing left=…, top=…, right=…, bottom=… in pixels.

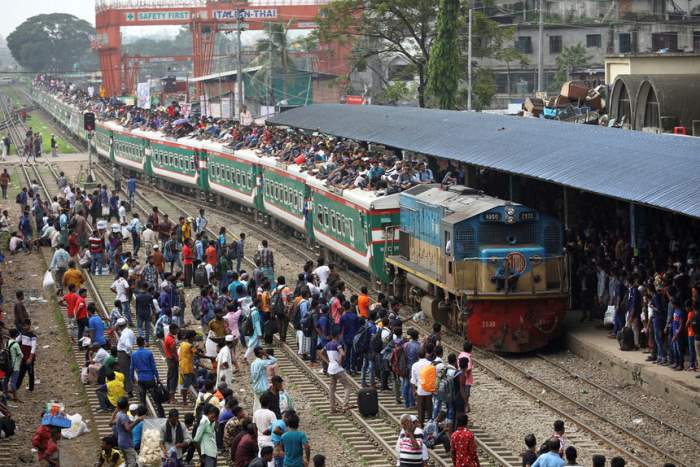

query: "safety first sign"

left=125, top=11, right=190, bottom=22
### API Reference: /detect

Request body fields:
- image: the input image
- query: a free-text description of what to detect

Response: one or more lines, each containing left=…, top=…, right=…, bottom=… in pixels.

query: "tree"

left=316, top=0, right=438, bottom=107
left=471, top=67, right=496, bottom=111
left=250, top=21, right=296, bottom=105
left=427, top=0, right=460, bottom=109
left=494, top=47, right=529, bottom=96
left=7, top=14, right=95, bottom=72
left=554, top=43, right=591, bottom=88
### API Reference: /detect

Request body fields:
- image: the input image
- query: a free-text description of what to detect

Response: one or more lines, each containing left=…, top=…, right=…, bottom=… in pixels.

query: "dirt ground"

left=0, top=162, right=99, bottom=465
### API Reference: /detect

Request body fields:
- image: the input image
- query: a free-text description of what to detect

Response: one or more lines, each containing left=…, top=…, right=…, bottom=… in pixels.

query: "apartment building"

left=485, top=0, right=700, bottom=107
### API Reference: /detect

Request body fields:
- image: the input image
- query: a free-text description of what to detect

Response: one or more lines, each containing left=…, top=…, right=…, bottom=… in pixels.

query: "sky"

left=0, top=0, right=95, bottom=37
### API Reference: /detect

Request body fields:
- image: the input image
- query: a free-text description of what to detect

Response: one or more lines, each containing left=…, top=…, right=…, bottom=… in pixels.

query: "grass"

left=1, top=85, right=76, bottom=154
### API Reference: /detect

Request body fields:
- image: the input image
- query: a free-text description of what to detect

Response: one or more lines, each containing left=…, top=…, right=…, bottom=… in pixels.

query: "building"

left=605, top=51, right=700, bottom=82
left=482, top=0, right=700, bottom=107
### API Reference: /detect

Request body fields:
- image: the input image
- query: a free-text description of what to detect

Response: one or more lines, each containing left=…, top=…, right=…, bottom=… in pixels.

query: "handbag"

left=101, top=205, right=110, bottom=216
left=603, top=305, right=616, bottom=327
left=153, top=382, right=169, bottom=404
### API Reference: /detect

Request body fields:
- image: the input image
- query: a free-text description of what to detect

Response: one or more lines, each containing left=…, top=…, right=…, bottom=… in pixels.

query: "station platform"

left=565, top=313, right=700, bottom=417
left=0, top=153, right=89, bottom=164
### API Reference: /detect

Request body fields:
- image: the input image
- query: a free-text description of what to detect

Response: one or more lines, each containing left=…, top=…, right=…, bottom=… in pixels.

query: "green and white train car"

left=200, top=145, right=259, bottom=210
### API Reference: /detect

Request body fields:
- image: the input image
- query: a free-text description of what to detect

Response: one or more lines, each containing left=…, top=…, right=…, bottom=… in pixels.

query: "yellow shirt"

left=179, top=341, right=195, bottom=375
left=62, top=268, right=84, bottom=289
left=106, top=371, right=125, bottom=407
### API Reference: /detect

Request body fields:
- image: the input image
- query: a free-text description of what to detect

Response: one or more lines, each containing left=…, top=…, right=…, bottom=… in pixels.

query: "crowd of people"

left=35, top=75, right=481, bottom=195
left=568, top=200, right=700, bottom=374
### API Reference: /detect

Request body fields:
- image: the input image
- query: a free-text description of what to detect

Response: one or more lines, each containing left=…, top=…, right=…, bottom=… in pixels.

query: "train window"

left=294, top=193, right=298, bottom=211
left=265, top=183, right=270, bottom=196
left=316, top=209, right=323, bottom=226
left=324, top=208, right=329, bottom=227
left=284, top=188, right=289, bottom=204
left=236, top=171, right=241, bottom=185
left=331, top=211, right=337, bottom=232
left=274, top=185, right=279, bottom=200
left=348, top=219, right=354, bottom=241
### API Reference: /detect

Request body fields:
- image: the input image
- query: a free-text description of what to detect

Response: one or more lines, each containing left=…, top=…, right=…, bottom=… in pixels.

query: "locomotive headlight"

left=506, top=207, right=515, bottom=216
left=505, top=215, right=515, bottom=224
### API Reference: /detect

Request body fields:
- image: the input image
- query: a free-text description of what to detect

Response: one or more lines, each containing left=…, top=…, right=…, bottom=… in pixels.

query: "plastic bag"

left=80, top=366, right=88, bottom=384
left=603, top=305, right=616, bottom=327
left=42, top=271, right=55, bottom=291
left=61, top=413, right=89, bottom=439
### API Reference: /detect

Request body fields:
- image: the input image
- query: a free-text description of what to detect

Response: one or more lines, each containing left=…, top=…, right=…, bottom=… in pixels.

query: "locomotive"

left=385, top=184, right=567, bottom=352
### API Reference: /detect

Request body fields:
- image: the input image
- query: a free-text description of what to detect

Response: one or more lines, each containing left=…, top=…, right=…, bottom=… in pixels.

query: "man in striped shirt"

left=88, top=231, right=105, bottom=275
left=17, top=319, right=37, bottom=392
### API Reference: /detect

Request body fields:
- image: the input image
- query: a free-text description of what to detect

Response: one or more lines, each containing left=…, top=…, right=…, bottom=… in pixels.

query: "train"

left=33, top=89, right=567, bottom=352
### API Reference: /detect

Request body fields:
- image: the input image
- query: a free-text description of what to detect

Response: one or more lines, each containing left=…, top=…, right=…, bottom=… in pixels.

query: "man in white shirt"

left=312, top=258, right=330, bottom=291
left=252, top=392, right=277, bottom=450
left=216, top=335, right=236, bottom=388
left=116, top=318, right=136, bottom=396
left=141, top=224, right=158, bottom=256
left=410, top=349, right=434, bottom=427
left=111, top=272, right=132, bottom=325
left=239, top=105, right=253, bottom=127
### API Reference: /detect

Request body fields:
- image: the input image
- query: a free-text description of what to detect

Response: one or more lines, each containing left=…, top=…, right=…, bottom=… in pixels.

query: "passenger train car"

left=33, top=90, right=401, bottom=283
left=385, top=184, right=567, bottom=352
left=34, top=90, right=567, bottom=352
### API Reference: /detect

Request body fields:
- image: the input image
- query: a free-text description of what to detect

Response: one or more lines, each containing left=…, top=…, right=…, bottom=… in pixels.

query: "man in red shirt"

left=74, top=288, right=89, bottom=345
left=59, top=284, right=79, bottom=340
left=163, top=324, right=179, bottom=402
left=451, top=413, right=479, bottom=467
left=182, top=239, right=194, bottom=288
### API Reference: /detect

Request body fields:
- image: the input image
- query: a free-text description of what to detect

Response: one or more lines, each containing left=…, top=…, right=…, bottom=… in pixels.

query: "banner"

left=137, top=82, right=151, bottom=109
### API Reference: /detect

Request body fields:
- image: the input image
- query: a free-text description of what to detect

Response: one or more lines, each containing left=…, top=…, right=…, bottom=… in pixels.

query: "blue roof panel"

left=268, top=104, right=700, bottom=219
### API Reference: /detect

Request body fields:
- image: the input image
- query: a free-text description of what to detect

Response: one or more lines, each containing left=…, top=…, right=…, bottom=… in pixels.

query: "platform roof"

left=268, top=104, right=700, bottom=219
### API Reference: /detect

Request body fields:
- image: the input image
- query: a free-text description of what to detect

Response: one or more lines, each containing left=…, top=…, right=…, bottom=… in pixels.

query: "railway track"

left=408, top=318, right=689, bottom=467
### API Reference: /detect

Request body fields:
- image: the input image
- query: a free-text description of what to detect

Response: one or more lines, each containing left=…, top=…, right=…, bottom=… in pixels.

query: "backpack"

left=194, top=264, right=208, bottom=288
left=240, top=312, right=254, bottom=337
left=301, top=310, right=314, bottom=338
left=271, top=288, right=286, bottom=319
left=370, top=328, right=388, bottom=354
left=390, top=342, right=408, bottom=377
left=437, top=367, right=458, bottom=404
left=192, top=394, right=216, bottom=434
left=14, top=193, right=21, bottom=204
left=419, top=362, right=437, bottom=393
left=353, top=324, right=371, bottom=355
left=290, top=300, right=302, bottom=330
left=0, top=341, right=16, bottom=373
left=190, top=296, right=202, bottom=320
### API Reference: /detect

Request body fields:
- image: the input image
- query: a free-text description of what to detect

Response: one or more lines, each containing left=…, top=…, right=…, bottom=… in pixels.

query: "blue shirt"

left=88, top=315, right=106, bottom=346
left=116, top=411, right=133, bottom=449
left=404, top=340, right=422, bottom=368
left=130, top=348, right=159, bottom=382
left=227, top=280, right=242, bottom=302
left=270, top=419, right=287, bottom=445
left=250, top=356, right=277, bottom=394
left=339, top=311, right=360, bottom=345
left=280, top=430, right=308, bottom=467
left=531, top=451, right=565, bottom=467
left=127, top=178, right=136, bottom=194
left=132, top=419, right=144, bottom=447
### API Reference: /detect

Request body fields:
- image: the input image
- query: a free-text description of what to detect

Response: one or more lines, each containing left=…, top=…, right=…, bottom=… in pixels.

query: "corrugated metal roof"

left=268, top=104, right=700, bottom=219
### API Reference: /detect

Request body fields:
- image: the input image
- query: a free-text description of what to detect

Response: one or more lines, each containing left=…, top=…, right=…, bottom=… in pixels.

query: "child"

left=96, top=435, right=124, bottom=466
left=313, top=454, right=326, bottom=467
left=109, top=300, right=124, bottom=329
left=131, top=405, right=147, bottom=452
left=521, top=433, right=537, bottom=467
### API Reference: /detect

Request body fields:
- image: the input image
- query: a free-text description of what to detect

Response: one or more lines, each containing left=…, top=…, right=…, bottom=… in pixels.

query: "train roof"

left=402, top=184, right=519, bottom=224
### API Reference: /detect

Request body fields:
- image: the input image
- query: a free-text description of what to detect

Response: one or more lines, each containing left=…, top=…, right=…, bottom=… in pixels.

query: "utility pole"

left=268, top=22, right=273, bottom=112
left=467, top=7, right=473, bottom=111
left=537, top=0, right=544, bottom=92
left=236, top=8, right=244, bottom=118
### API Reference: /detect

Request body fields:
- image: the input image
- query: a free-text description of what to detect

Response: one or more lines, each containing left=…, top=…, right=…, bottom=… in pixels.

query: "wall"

left=606, top=54, right=700, bottom=82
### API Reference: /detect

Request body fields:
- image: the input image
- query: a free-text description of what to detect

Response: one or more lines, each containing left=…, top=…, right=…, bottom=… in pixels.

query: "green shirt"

left=194, top=416, right=217, bottom=458
left=104, top=355, right=116, bottom=370
left=8, top=339, right=22, bottom=372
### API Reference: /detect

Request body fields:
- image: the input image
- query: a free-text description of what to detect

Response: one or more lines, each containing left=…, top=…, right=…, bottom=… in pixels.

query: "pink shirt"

left=457, top=351, right=474, bottom=386
left=224, top=310, right=241, bottom=339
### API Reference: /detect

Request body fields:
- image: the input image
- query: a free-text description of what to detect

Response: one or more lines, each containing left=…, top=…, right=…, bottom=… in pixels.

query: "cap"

left=116, top=318, right=127, bottom=326
left=410, top=415, right=418, bottom=422
left=129, top=403, right=138, bottom=413
left=225, top=334, right=234, bottom=342
left=153, top=244, right=159, bottom=249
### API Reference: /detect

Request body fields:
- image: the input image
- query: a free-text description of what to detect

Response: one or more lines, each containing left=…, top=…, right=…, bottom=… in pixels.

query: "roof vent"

left=447, top=185, right=481, bottom=196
